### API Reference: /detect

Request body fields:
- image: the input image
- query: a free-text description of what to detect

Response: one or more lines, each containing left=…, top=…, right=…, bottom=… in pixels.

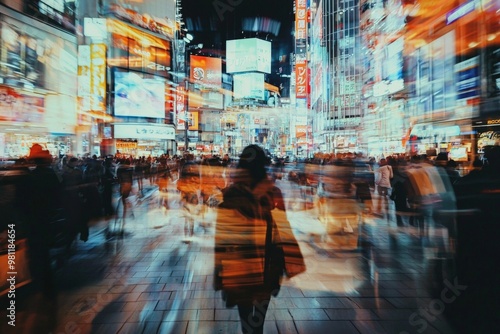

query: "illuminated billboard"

left=295, top=125, right=312, bottom=142
left=106, top=2, right=176, bottom=39
left=113, top=69, right=166, bottom=118
left=177, top=111, right=199, bottom=131
left=226, top=38, right=271, bottom=74
left=0, top=85, right=44, bottom=123
left=0, top=0, right=76, bottom=33
left=190, top=55, right=222, bottom=87
left=233, top=73, right=265, bottom=100
left=295, top=58, right=308, bottom=99
left=90, top=44, right=107, bottom=111
left=107, top=19, right=172, bottom=77
left=0, top=16, right=77, bottom=95
left=114, top=123, right=175, bottom=140
left=188, top=90, right=223, bottom=110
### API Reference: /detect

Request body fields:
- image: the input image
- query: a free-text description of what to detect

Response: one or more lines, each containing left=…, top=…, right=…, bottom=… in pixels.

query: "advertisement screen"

left=296, top=125, right=312, bottom=143
left=188, top=90, right=223, bottom=109
left=233, top=73, right=265, bottom=100
left=383, top=38, right=404, bottom=94
left=108, top=19, right=172, bottom=78
left=226, top=38, right=271, bottom=74
left=105, top=2, right=176, bottom=39
left=190, top=55, right=222, bottom=87
left=487, top=46, right=500, bottom=97
left=177, top=111, right=199, bottom=131
left=455, top=56, right=480, bottom=101
left=477, top=130, right=500, bottom=149
left=113, top=70, right=165, bottom=118
left=0, top=85, right=44, bottom=123
left=0, top=16, right=77, bottom=95
left=1, top=0, right=76, bottom=33
left=449, top=146, right=468, bottom=162
left=114, top=123, right=175, bottom=140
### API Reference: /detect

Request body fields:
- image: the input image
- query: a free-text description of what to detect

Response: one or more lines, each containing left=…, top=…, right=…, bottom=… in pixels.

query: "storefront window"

left=1, top=133, right=73, bottom=158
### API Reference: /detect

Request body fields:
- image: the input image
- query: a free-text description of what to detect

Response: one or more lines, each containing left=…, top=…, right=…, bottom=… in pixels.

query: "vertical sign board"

left=187, top=111, right=199, bottom=131
left=296, top=59, right=308, bottom=99
left=78, top=45, right=91, bottom=112
left=176, top=85, right=186, bottom=130
left=90, top=44, right=106, bottom=111
left=295, top=0, right=307, bottom=43
left=0, top=133, right=4, bottom=157
left=295, top=0, right=308, bottom=100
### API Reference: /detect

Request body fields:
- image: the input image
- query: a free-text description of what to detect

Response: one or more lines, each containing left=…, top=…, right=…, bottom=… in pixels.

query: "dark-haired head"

left=237, top=145, right=270, bottom=184
left=483, top=145, right=500, bottom=168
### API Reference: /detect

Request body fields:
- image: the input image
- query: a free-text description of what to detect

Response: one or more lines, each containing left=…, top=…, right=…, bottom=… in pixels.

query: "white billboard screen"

left=114, top=123, right=175, bottom=140
left=114, top=71, right=166, bottom=118
left=226, top=38, right=271, bottom=74
left=233, top=73, right=265, bottom=100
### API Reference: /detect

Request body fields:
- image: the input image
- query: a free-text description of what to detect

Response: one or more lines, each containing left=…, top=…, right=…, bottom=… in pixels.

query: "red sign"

left=296, top=60, right=308, bottom=99
left=190, top=55, right=222, bottom=87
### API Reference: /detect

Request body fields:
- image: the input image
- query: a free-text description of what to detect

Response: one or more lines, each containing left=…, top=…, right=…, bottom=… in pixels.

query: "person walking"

left=100, top=157, right=116, bottom=218
left=389, top=159, right=411, bottom=227
left=374, top=158, right=393, bottom=216
left=61, top=157, right=89, bottom=242
left=214, top=145, right=305, bottom=334
left=115, top=159, right=134, bottom=231
left=444, top=145, right=500, bottom=333
left=177, top=154, right=202, bottom=241
left=16, top=144, right=62, bottom=333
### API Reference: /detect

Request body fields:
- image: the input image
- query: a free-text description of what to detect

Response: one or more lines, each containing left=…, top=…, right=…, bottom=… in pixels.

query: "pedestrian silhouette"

left=177, top=154, right=202, bottom=241
left=16, top=144, right=62, bottom=332
left=214, top=145, right=305, bottom=334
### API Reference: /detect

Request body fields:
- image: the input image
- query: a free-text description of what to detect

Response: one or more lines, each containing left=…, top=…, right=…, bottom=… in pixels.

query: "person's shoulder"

left=456, top=168, right=492, bottom=184
left=32, top=166, right=62, bottom=183
left=219, top=183, right=254, bottom=210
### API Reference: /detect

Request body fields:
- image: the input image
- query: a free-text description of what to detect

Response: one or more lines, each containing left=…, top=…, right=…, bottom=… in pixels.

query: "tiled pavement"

left=1, top=179, right=471, bottom=334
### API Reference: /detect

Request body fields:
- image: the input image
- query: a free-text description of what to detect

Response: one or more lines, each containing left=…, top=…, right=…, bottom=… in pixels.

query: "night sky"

left=180, top=0, right=295, bottom=49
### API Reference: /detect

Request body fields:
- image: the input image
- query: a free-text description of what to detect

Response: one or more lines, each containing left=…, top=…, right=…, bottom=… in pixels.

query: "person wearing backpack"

left=214, top=145, right=305, bottom=334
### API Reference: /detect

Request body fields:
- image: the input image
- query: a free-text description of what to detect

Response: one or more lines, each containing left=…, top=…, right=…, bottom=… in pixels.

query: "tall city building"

left=311, top=0, right=363, bottom=154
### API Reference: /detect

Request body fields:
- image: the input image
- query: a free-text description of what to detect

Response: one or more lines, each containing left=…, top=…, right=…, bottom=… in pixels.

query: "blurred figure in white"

left=374, top=158, right=393, bottom=217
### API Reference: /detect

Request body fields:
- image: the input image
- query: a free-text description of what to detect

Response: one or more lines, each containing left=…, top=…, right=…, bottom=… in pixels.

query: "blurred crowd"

left=2, top=144, right=499, bottom=262
left=1, top=146, right=235, bottom=248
